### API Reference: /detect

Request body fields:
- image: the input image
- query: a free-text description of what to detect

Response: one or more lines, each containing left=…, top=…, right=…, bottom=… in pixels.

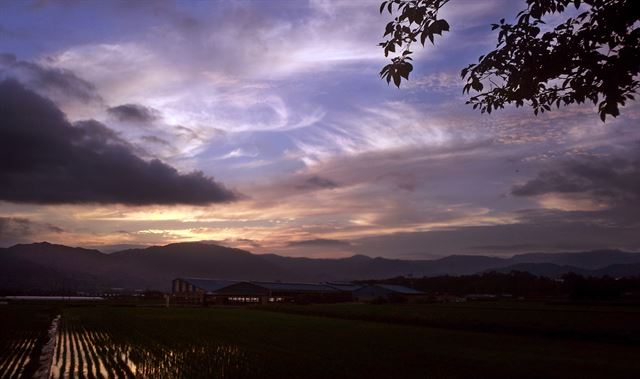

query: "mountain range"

left=2, top=242, right=640, bottom=293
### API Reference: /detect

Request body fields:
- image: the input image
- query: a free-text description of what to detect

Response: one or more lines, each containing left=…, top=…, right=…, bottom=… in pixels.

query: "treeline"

left=364, top=271, right=640, bottom=300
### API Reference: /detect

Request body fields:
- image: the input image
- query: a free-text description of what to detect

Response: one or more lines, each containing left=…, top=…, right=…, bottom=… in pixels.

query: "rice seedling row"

left=0, top=306, right=55, bottom=378
left=49, top=310, right=253, bottom=379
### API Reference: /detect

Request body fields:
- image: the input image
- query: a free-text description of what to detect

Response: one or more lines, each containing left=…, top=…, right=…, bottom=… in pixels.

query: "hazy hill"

left=488, top=262, right=640, bottom=278
left=508, top=250, right=640, bottom=270
left=592, top=263, right=640, bottom=278
left=0, top=242, right=115, bottom=292
left=259, top=254, right=507, bottom=280
left=109, top=243, right=293, bottom=288
left=487, top=263, right=591, bottom=277
left=1, top=242, right=640, bottom=293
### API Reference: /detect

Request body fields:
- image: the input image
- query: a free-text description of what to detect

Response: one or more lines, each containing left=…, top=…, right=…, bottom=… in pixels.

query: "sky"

left=1, top=0, right=639, bottom=259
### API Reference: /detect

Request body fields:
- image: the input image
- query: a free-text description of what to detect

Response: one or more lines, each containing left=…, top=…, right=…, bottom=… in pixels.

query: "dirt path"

left=33, top=315, right=60, bottom=379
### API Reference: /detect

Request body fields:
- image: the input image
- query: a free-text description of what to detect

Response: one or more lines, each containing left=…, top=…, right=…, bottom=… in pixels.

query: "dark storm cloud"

left=512, top=147, right=640, bottom=207
left=0, top=53, right=100, bottom=103
left=295, top=176, right=339, bottom=190
left=287, top=238, right=352, bottom=248
left=107, top=103, right=160, bottom=124
left=0, top=79, right=237, bottom=205
left=73, top=119, right=132, bottom=145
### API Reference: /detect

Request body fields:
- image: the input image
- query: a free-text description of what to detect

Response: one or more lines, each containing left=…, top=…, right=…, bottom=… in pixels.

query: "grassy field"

left=0, top=305, right=56, bottom=378
left=259, top=300, right=640, bottom=344
left=39, top=304, right=640, bottom=379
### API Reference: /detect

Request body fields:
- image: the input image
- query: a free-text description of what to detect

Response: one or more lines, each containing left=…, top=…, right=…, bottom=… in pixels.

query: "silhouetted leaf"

left=378, top=0, right=639, bottom=121
left=393, top=73, right=401, bottom=87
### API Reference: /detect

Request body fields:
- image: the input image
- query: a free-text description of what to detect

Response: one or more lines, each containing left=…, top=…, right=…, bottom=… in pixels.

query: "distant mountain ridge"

left=1, top=242, right=640, bottom=293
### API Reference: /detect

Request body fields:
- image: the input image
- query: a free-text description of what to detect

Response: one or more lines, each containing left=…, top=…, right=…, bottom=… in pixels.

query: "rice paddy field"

left=1, top=302, right=640, bottom=378
left=261, top=300, right=640, bottom=344
left=0, top=305, right=55, bottom=379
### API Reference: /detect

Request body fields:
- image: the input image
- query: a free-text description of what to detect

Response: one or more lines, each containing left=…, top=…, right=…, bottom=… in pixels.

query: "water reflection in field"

left=0, top=333, right=38, bottom=378
left=49, top=327, right=251, bottom=378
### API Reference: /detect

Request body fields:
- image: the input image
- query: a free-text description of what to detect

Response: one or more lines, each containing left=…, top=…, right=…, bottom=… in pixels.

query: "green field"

left=2, top=303, right=640, bottom=378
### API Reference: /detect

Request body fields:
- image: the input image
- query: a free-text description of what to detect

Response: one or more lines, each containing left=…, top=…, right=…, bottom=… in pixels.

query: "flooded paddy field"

left=0, top=305, right=56, bottom=378
left=50, top=313, right=253, bottom=378
left=2, top=304, right=640, bottom=378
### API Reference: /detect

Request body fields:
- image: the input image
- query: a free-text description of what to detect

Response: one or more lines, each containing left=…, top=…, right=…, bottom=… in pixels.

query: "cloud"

left=287, top=238, right=351, bottom=248
left=512, top=146, right=640, bottom=209
left=206, top=237, right=263, bottom=251
left=466, top=244, right=541, bottom=252
left=175, top=125, right=204, bottom=141
left=0, top=79, right=237, bottom=205
left=403, top=71, right=462, bottom=92
left=0, top=53, right=101, bottom=104
left=107, top=103, right=161, bottom=124
left=295, top=176, right=340, bottom=190
left=217, top=148, right=259, bottom=160
left=290, top=102, right=471, bottom=167
left=351, top=216, right=640, bottom=259
left=0, top=217, right=63, bottom=246
left=279, top=237, right=355, bottom=258
left=3, top=1, right=640, bottom=256
left=140, top=135, right=172, bottom=147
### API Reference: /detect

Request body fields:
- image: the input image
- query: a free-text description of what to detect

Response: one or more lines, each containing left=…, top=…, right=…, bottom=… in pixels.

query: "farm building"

left=324, top=282, right=364, bottom=292
left=171, top=278, right=352, bottom=305
left=171, top=278, right=238, bottom=305
left=353, top=284, right=426, bottom=302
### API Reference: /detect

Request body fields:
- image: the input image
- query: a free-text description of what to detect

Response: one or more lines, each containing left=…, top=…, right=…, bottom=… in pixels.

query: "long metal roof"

left=179, top=278, right=342, bottom=294
left=374, top=284, right=424, bottom=295
left=179, top=278, right=239, bottom=293
left=251, top=281, right=339, bottom=293
left=324, top=282, right=365, bottom=292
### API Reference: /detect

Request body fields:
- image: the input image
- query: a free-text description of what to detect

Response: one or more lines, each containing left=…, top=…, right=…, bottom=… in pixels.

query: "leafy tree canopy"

left=379, top=0, right=640, bottom=121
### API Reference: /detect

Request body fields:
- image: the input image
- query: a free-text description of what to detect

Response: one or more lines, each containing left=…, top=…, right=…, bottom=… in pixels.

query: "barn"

left=353, top=284, right=426, bottom=303
left=171, top=278, right=352, bottom=305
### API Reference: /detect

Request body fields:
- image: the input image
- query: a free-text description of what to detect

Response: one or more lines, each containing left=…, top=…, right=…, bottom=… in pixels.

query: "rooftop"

left=179, top=278, right=341, bottom=294
left=373, top=284, right=424, bottom=295
left=251, top=281, right=340, bottom=293
left=179, top=278, right=239, bottom=293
